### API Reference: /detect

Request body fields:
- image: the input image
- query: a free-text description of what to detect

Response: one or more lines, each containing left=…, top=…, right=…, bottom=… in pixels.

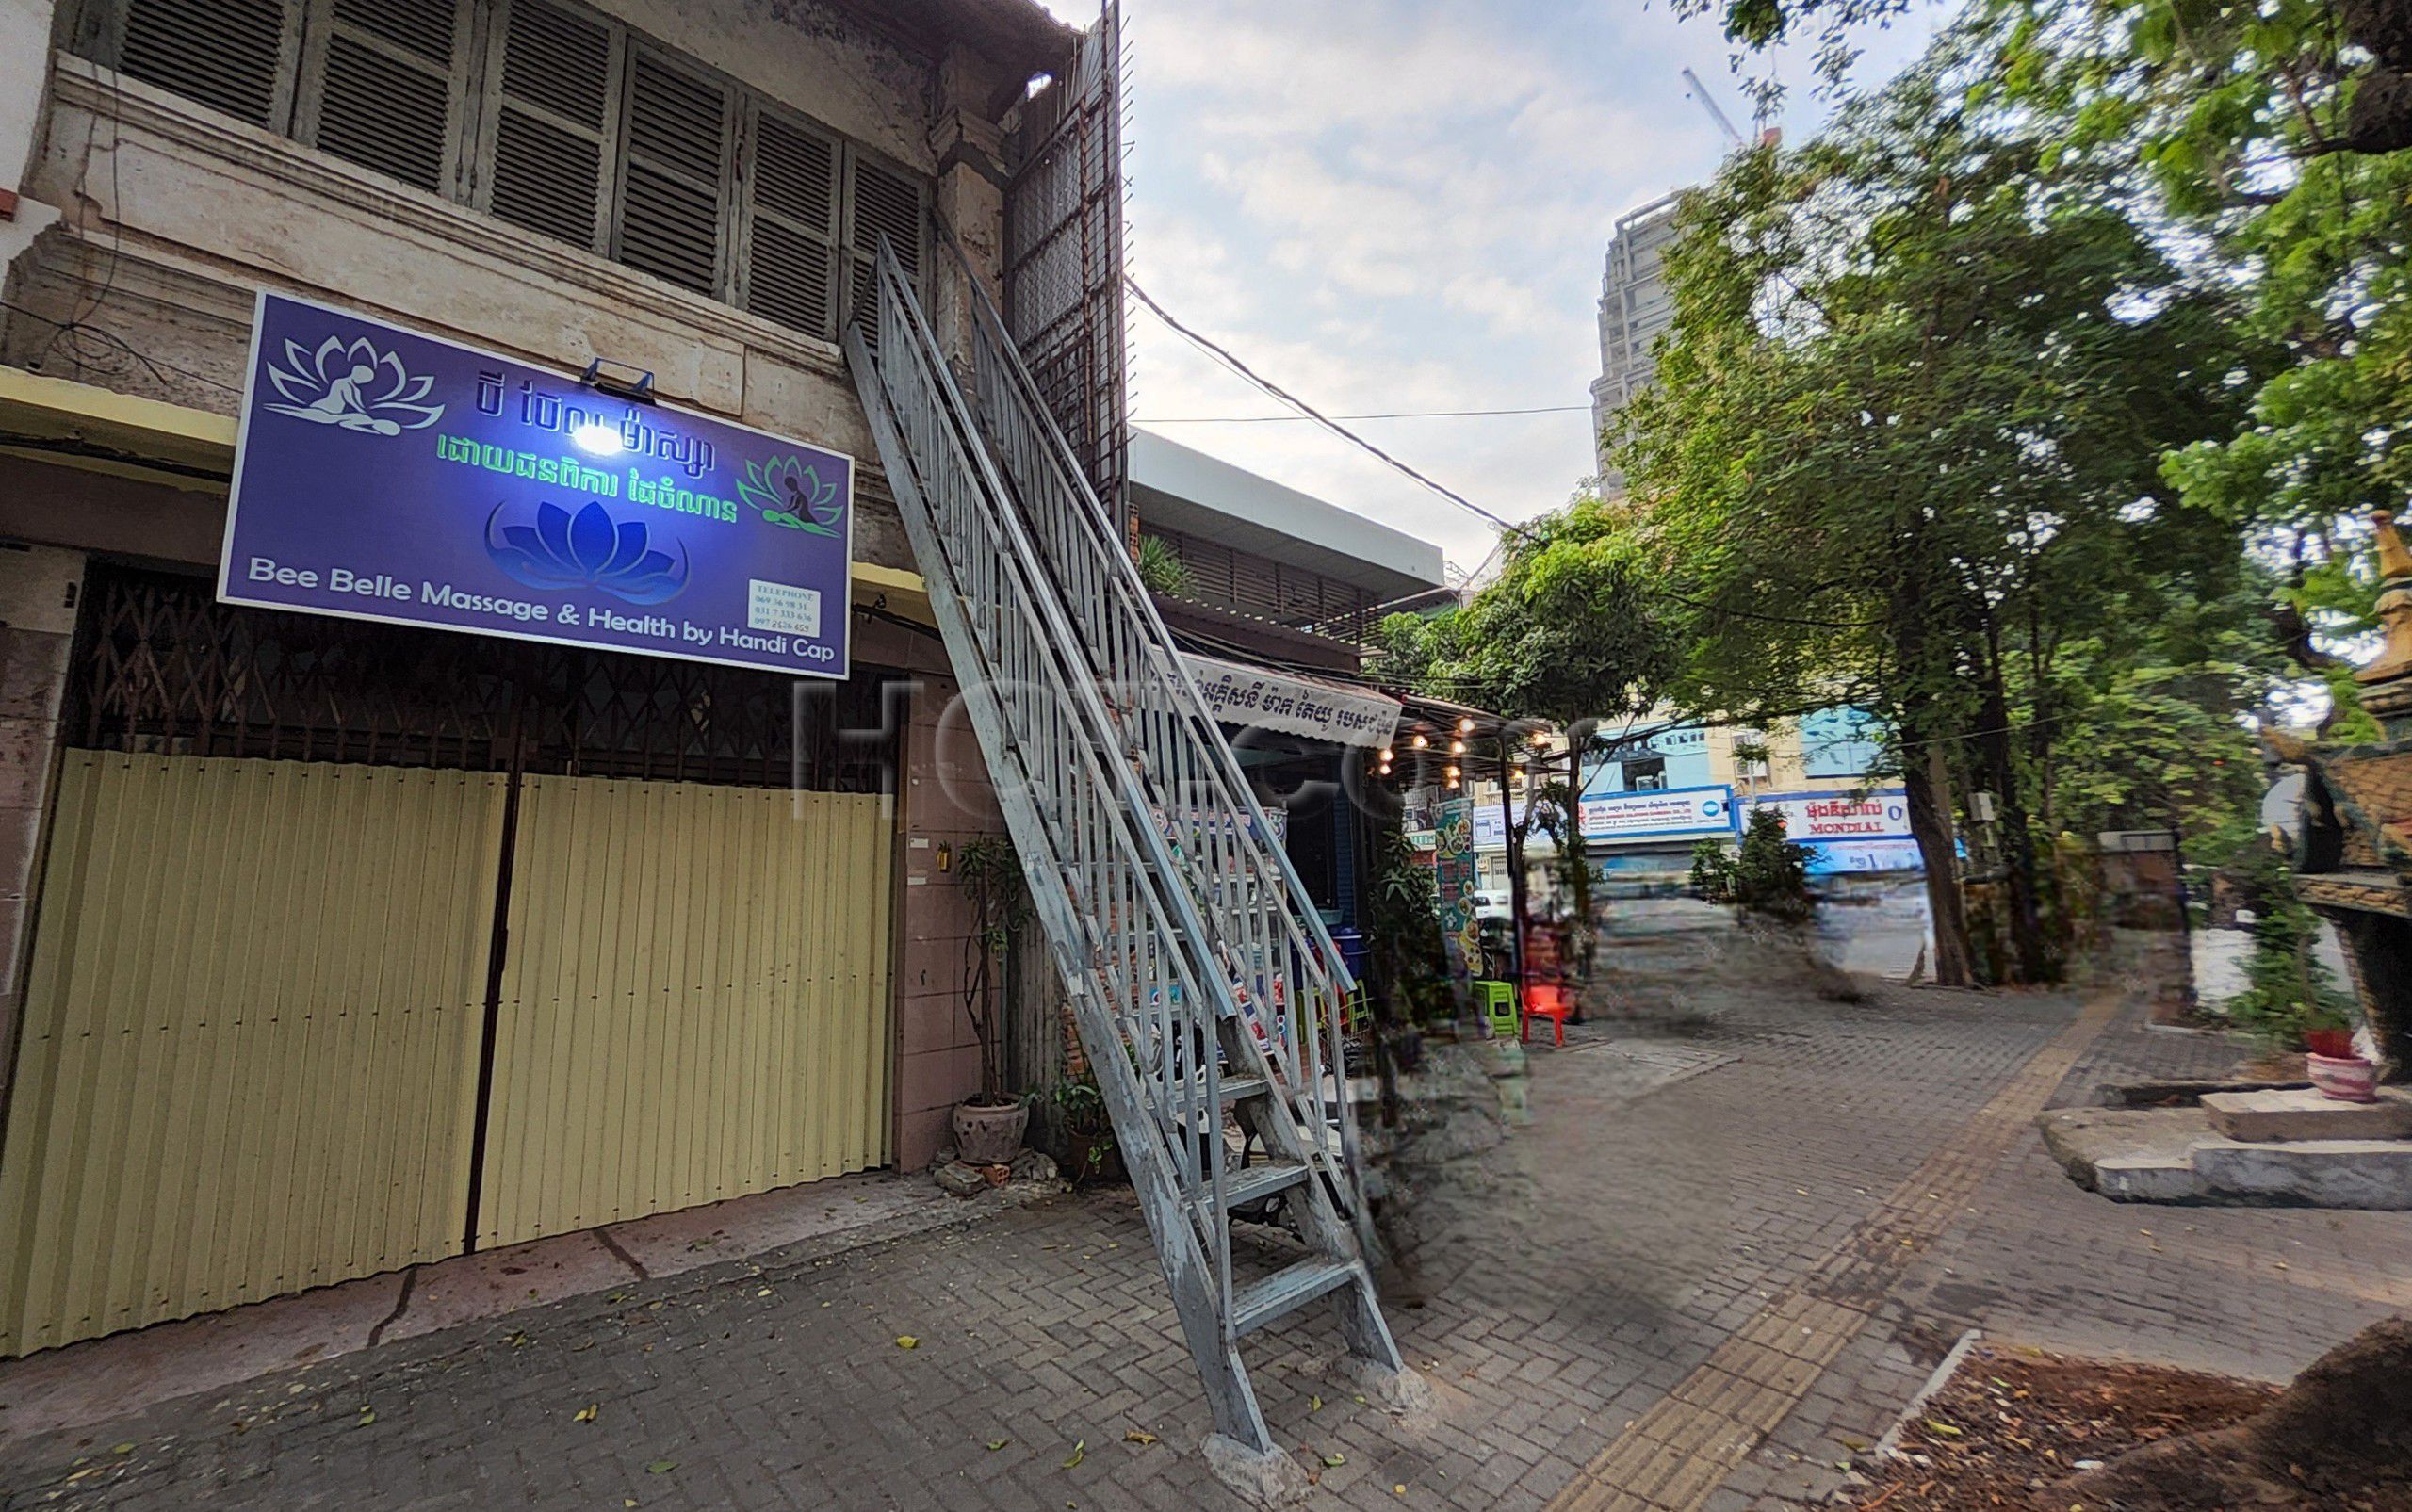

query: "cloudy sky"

left=1029, top=0, right=1944, bottom=577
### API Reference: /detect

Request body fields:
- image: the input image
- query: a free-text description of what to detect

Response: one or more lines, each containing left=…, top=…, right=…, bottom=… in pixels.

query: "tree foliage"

left=1612, top=51, right=2264, bottom=984
left=1374, top=496, right=1685, bottom=729
left=1982, top=0, right=2412, bottom=702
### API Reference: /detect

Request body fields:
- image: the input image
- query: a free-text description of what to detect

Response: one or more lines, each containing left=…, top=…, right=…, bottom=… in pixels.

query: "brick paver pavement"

left=4, top=907, right=2404, bottom=1511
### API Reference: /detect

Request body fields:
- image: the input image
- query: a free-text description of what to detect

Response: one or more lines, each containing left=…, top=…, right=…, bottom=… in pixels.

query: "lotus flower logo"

left=739, top=454, right=846, bottom=535
left=264, top=333, right=445, bottom=435
left=485, top=500, right=689, bottom=605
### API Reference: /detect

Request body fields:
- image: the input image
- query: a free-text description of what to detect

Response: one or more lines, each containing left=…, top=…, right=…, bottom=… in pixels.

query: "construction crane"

left=1680, top=66, right=1747, bottom=147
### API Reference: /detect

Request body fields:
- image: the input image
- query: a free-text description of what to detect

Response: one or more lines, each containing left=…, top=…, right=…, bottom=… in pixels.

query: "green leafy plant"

left=1689, top=837, right=1737, bottom=902
left=1051, top=1073, right=1116, bottom=1181
left=1135, top=535, right=1193, bottom=599
left=1730, top=809, right=1815, bottom=924
left=2226, top=854, right=2357, bottom=1049
left=954, top=836, right=1030, bottom=1104
left=1369, top=826, right=1452, bottom=1026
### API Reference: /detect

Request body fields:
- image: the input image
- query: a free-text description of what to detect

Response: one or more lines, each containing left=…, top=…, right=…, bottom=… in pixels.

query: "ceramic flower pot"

left=952, top=1098, right=1028, bottom=1164
left=2307, top=1051, right=2381, bottom=1105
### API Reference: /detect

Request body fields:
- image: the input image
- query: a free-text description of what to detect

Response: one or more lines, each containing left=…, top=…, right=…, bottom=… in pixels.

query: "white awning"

left=1179, top=653, right=1401, bottom=751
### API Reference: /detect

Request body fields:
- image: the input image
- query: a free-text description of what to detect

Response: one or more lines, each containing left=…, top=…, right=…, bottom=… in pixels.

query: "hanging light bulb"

left=1450, top=739, right=1466, bottom=755
left=1377, top=747, right=1394, bottom=763
left=1458, top=717, right=1475, bottom=735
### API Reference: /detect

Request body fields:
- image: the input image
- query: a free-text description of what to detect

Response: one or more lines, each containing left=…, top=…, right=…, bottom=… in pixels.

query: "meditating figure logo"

left=264, top=333, right=445, bottom=436
left=738, top=454, right=846, bottom=536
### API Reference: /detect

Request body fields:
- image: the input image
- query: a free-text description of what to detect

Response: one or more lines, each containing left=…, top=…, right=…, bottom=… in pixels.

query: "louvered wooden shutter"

left=109, top=0, right=302, bottom=131
left=614, top=48, right=729, bottom=297
left=742, top=106, right=839, bottom=341
left=484, top=0, right=616, bottom=253
left=844, top=154, right=924, bottom=340
left=299, top=0, right=470, bottom=195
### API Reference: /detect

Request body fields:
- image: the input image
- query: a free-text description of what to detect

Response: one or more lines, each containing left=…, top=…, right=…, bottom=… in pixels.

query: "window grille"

left=71, top=0, right=927, bottom=345
left=66, top=565, right=900, bottom=793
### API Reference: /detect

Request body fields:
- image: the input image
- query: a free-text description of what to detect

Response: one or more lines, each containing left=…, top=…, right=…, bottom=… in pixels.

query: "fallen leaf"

left=357, top=1409, right=376, bottom=1427
left=645, top=1459, right=676, bottom=1474
left=1323, top=1453, right=1345, bottom=1467
left=1062, top=1440, right=1085, bottom=1469
left=1310, top=1394, right=1323, bottom=1413
left=110, top=1444, right=134, bottom=1455
left=986, top=1439, right=1009, bottom=1452
left=1123, top=1430, right=1158, bottom=1446
left=1393, top=1485, right=1407, bottom=1495
left=757, top=1288, right=773, bottom=1298
left=573, top=1404, right=598, bottom=1423
left=895, top=1335, right=920, bottom=1350
left=1924, top=1420, right=1963, bottom=1438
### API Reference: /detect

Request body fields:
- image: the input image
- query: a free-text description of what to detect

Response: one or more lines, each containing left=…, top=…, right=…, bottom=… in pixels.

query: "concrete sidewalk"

left=4, top=914, right=2404, bottom=1511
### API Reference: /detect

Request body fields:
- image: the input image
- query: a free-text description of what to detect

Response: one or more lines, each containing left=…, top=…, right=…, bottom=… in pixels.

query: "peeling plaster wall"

left=2, top=1, right=1027, bottom=577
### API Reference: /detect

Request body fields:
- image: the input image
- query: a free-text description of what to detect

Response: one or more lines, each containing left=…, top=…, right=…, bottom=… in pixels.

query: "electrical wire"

left=1126, top=279, right=1883, bottom=633
left=1139, top=403, right=1591, bottom=424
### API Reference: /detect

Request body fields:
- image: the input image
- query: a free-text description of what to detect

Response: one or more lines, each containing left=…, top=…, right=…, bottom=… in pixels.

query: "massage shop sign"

left=220, top=292, right=853, bottom=677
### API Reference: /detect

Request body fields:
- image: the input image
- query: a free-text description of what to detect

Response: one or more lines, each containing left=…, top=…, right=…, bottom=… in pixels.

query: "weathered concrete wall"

left=0, top=542, right=79, bottom=1103
left=2, top=2, right=1030, bottom=576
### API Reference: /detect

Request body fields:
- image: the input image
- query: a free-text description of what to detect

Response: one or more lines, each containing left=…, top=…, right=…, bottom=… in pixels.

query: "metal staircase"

left=845, top=240, right=1417, bottom=1462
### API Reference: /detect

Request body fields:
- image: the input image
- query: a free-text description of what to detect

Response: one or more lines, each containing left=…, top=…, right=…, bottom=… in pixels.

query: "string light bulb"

left=1411, top=733, right=1430, bottom=750
left=1458, top=717, right=1475, bottom=735
left=1450, top=739, right=1465, bottom=755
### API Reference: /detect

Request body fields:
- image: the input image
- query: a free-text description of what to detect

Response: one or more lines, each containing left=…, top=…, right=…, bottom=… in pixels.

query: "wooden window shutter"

left=298, top=0, right=472, bottom=195
left=843, top=152, right=924, bottom=340
left=108, top=0, right=303, bottom=131
left=741, top=106, right=840, bottom=342
left=482, top=0, right=617, bottom=253
left=614, top=47, right=730, bottom=297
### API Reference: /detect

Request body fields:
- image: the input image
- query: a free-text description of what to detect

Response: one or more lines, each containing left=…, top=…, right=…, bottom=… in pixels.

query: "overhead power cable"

left=1138, top=403, right=1591, bottom=424
left=1125, top=279, right=1882, bottom=634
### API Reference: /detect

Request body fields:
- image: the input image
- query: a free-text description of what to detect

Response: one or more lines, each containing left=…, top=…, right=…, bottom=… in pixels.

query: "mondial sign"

left=220, top=292, right=853, bottom=678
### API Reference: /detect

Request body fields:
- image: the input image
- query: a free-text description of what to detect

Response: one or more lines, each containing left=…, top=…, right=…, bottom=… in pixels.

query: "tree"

left=1614, top=51, right=2261, bottom=985
left=1374, top=496, right=1686, bottom=968
left=1987, top=0, right=2412, bottom=713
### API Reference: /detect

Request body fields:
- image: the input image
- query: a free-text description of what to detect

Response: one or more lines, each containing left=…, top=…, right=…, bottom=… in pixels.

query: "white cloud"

left=1025, top=0, right=1948, bottom=575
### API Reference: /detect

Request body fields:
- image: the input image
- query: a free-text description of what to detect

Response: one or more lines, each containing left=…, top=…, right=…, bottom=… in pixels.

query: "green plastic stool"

left=1475, top=979, right=1518, bottom=1040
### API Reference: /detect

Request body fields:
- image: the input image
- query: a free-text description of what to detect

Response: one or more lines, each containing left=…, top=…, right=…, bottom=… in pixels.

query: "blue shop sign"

left=219, top=291, right=853, bottom=678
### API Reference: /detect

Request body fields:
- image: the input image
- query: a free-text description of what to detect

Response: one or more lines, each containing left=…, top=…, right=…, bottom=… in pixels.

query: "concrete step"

left=2040, top=1105, right=2412, bottom=1210
left=2203, top=1087, right=2412, bottom=1143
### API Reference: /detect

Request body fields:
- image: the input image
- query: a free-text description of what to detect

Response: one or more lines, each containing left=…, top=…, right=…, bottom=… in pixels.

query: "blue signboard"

left=220, top=292, right=853, bottom=678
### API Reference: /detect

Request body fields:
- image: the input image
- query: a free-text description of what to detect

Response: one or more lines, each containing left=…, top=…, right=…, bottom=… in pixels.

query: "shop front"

left=0, top=298, right=929, bottom=1356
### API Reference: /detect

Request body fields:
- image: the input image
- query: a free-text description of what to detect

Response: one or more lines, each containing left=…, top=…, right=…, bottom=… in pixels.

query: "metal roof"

left=1129, top=430, right=1449, bottom=603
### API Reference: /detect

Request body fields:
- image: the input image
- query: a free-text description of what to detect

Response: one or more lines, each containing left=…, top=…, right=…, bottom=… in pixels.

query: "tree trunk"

left=1975, top=635, right=2052, bottom=984
left=1500, top=738, right=1531, bottom=989
left=1906, top=742, right=1975, bottom=987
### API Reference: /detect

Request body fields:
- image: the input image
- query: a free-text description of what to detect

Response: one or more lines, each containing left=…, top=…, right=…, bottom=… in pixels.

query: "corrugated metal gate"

left=0, top=568, right=899, bottom=1355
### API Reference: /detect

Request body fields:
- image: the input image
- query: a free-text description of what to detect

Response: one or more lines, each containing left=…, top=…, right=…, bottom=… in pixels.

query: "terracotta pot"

left=2308, top=1051, right=2381, bottom=1105
left=952, top=1099, right=1028, bottom=1164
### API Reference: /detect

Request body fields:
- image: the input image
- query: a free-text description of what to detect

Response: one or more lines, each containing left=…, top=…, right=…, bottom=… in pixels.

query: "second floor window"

left=71, top=0, right=926, bottom=346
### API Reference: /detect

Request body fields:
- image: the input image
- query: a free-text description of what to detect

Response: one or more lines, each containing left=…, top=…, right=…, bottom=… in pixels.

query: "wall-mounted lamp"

left=934, top=842, right=953, bottom=873
left=579, top=356, right=658, bottom=406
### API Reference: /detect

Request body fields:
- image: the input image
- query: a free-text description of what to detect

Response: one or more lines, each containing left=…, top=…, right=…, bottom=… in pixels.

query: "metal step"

left=1231, top=1257, right=1360, bottom=1337
left=1221, top=1160, right=1308, bottom=1211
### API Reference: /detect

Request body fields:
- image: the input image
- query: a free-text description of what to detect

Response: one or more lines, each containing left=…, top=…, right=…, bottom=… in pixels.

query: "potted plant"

left=2306, top=1023, right=2380, bottom=1104
left=1052, top=1073, right=1120, bottom=1186
left=952, top=837, right=1030, bottom=1164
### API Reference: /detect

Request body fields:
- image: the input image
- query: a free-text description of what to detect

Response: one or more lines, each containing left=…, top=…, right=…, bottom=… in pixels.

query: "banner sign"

left=1578, top=786, right=1736, bottom=842
left=1803, top=839, right=1925, bottom=876
left=220, top=292, right=853, bottom=678
left=1745, top=789, right=1913, bottom=844
left=1180, top=653, right=1400, bottom=749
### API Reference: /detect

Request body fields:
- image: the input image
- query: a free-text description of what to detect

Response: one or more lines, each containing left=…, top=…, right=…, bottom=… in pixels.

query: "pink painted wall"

left=856, top=616, right=1004, bottom=1170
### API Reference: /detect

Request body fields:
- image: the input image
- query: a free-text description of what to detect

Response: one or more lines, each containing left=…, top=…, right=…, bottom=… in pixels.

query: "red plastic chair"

left=1522, top=982, right=1573, bottom=1047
